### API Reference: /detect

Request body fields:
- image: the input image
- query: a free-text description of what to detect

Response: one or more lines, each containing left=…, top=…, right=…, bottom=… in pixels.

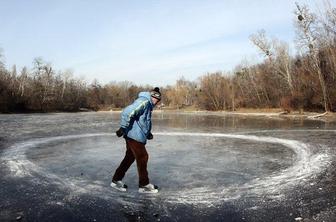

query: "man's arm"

left=120, top=99, right=149, bottom=129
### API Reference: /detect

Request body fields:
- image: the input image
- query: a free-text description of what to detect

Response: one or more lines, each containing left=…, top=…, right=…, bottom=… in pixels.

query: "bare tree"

left=199, top=72, right=231, bottom=110
left=166, top=77, right=197, bottom=109
left=18, top=67, right=28, bottom=97
left=250, top=30, right=294, bottom=94
left=295, top=2, right=330, bottom=112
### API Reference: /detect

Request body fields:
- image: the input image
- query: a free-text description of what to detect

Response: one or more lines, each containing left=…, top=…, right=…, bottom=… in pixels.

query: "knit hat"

left=151, top=87, right=161, bottom=101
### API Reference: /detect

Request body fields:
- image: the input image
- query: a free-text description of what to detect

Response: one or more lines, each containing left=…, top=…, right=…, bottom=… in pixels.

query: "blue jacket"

left=120, top=92, right=154, bottom=144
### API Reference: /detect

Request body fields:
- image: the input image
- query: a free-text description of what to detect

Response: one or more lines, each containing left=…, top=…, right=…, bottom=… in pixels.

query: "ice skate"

left=110, top=180, right=128, bottom=192
left=138, top=183, right=159, bottom=193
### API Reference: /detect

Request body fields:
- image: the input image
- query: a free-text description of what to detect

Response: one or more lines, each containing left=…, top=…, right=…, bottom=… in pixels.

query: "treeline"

left=145, top=2, right=336, bottom=112
left=0, top=2, right=335, bottom=113
left=0, top=56, right=87, bottom=112
left=0, top=57, right=153, bottom=112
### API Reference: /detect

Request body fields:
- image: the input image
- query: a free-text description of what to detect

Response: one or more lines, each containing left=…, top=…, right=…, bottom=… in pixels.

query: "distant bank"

left=100, top=108, right=336, bottom=122
left=1, top=107, right=335, bottom=122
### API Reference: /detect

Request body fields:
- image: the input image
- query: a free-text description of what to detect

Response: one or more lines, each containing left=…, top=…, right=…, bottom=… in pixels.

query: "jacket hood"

left=138, top=92, right=153, bottom=106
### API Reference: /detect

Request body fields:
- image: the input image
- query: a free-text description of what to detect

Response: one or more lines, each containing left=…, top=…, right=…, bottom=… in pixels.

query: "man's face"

left=151, top=97, right=160, bottom=106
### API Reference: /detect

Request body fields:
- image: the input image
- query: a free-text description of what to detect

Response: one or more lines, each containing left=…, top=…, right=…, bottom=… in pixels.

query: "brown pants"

left=112, top=138, right=149, bottom=187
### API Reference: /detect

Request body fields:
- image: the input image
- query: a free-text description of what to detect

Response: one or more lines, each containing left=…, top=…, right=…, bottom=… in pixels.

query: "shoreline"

left=1, top=109, right=335, bottom=122
left=101, top=109, right=336, bottom=122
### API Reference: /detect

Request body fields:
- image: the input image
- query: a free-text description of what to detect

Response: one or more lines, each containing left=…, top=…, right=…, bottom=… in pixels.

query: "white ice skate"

left=138, top=184, right=159, bottom=193
left=110, top=180, right=127, bottom=192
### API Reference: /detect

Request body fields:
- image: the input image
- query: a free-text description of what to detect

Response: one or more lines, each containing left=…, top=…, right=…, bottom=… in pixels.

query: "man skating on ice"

left=111, top=87, right=161, bottom=193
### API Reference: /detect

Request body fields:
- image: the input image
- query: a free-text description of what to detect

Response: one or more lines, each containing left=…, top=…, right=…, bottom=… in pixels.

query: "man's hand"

left=116, top=127, right=125, bottom=137
left=147, top=132, right=153, bottom=140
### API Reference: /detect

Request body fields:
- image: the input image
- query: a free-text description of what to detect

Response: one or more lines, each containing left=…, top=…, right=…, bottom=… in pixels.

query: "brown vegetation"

left=0, top=2, right=335, bottom=113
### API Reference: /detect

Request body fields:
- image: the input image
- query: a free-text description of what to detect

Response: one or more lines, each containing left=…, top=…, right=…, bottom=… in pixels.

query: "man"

left=111, top=87, right=161, bottom=193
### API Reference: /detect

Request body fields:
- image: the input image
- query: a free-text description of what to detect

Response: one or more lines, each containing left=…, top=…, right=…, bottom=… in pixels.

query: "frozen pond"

left=1, top=112, right=336, bottom=221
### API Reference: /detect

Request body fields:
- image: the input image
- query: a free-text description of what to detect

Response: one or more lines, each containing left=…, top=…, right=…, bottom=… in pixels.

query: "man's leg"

left=127, top=139, right=150, bottom=187
left=112, top=140, right=135, bottom=182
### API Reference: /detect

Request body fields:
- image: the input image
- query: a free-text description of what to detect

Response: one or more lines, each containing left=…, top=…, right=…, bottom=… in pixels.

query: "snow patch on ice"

left=6, top=160, right=31, bottom=177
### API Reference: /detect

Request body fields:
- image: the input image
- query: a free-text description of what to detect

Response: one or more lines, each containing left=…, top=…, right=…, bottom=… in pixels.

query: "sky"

left=0, top=0, right=330, bottom=86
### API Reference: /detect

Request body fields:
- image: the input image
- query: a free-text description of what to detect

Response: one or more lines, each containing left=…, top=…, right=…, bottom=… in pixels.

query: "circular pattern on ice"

left=2, top=131, right=332, bottom=205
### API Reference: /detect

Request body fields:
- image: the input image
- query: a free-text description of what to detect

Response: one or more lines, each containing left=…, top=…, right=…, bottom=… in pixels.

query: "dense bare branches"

left=250, top=31, right=294, bottom=94
left=0, top=2, right=335, bottom=113
left=165, top=77, right=197, bottom=109
left=295, top=2, right=332, bottom=111
left=250, top=30, right=273, bottom=59
left=198, top=72, right=232, bottom=110
left=0, top=58, right=87, bottom=112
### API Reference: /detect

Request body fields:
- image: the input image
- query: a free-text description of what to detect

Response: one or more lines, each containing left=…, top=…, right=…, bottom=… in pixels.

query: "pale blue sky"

left=0, top=0, right=326, bottom=86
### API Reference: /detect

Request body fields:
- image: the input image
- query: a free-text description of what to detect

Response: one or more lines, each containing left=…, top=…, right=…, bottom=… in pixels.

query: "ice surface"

left=1, top=112, right=336, bottom=221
